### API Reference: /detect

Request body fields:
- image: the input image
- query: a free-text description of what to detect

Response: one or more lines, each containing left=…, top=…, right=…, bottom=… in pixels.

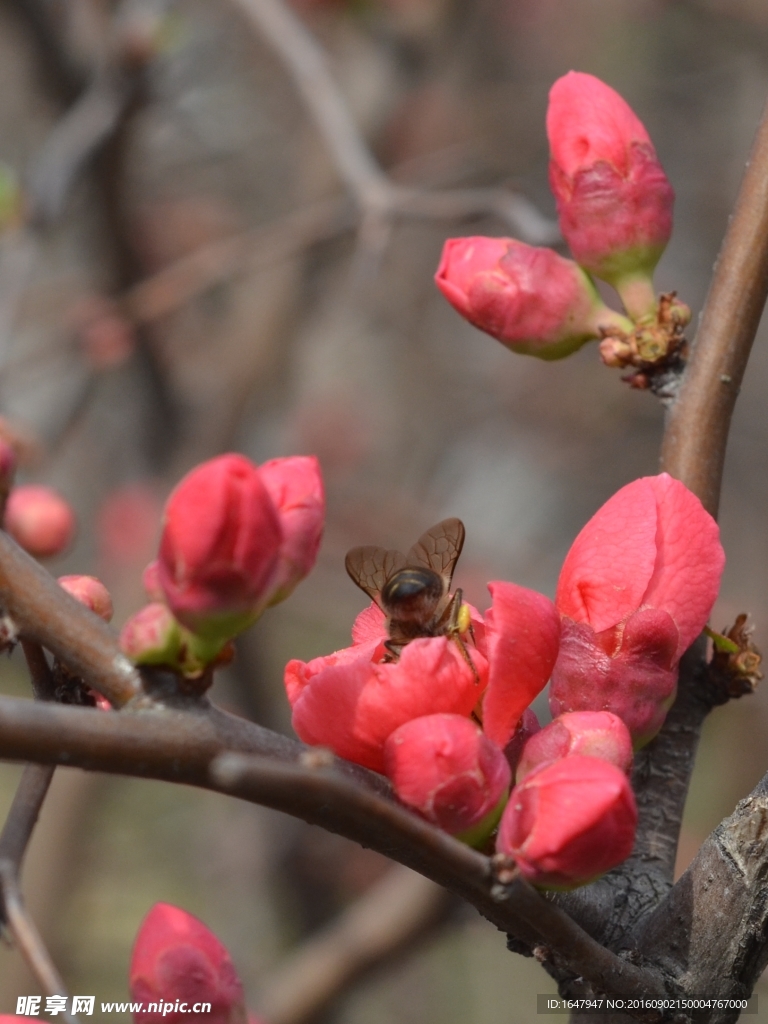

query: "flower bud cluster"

left=435, top=72, right=683, bottom=372
left=119, top=453, right=324, bottom=682
left=287, top=473, right=724, bottom=888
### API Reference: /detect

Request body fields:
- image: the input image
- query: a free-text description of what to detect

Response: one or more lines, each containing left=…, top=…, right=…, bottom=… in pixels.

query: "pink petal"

left=351, top=602, right=388, bottom=645
left=641, top=474, right=724, bottom=656
left=555, top=478, right=659, bottom=631
left=483, top=581, right=561, bottom=748
left=292, top=637, right=487, bottom=773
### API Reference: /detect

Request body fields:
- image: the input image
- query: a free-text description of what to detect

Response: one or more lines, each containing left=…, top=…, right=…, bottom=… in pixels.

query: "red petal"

left=556, top=478, right=658, bottom=631
left=483, top=582, right=560, bottom=748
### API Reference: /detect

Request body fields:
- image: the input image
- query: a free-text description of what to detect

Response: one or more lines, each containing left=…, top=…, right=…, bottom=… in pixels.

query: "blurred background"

left=0, top=0, right=767, bottom=1018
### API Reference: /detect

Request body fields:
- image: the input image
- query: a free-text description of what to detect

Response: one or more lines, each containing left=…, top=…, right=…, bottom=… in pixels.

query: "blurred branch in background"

left=258, top=865, right=451, bottom=1024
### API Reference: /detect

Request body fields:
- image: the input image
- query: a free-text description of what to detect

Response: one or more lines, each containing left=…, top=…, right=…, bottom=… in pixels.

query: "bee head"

left=381, top=567, right=444, bottom=621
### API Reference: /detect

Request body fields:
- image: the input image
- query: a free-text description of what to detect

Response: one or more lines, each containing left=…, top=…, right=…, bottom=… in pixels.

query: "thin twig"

left=228, top=0, right=558, bottom=242
left=20, top=639, right=56, bottom=702
left=0, top=764, right=55, bottom=871
left=0, top=863, right=78, bottom=1023
left=661, top=95, right=768, bottom=517
left=259, top=866, right=450, bottom=1024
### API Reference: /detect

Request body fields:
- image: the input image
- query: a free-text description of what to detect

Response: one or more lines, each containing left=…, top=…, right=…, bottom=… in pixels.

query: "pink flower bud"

left=547, top=72, right=674, bottom=291
left=158, top=455, right=283, bottom=641
left=120, top=603, right=182, bottom=667
left=551, top=474, right=724, bottom=745
left=143, top=560, right=165, bottom=602
left=4, top=484, right=76, bottom=558
left=259, top=455, right=325, bottom=605
left=482, top=581, right=560, bottom=748
left=384, top=714, right=510, bottom=843
left=435, top=237, right=632, bottom=359
left=516, top=711, right=632, bottom=782
left=288, top=635, right=488, bottom=774
left=497, top=755, right=637, bottom=889
left=58, top=575, right=114, bottom=622
left=130, top=903, right=247, bottom=1024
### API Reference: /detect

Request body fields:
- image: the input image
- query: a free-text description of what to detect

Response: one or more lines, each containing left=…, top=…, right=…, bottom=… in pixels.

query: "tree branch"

left=228, top=0, right=558, bottom=243
left=661, top=95, right=768, bottom=518
left=258, top=865, right=451, bottom=1024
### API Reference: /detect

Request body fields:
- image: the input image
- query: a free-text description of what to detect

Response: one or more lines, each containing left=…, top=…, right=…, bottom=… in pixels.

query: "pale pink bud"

left=58, top=575, right=114, bottom=622
left=384, top=714, right=510, bottom=842
left=547, top=72, right=674, bottom=288
left=120, top=603, right=182, bottom=667
left=435, top=237, right=631, bottom=359
left=130, top=903, right=247, bottom=1024
left=516, top=711, right=632, bottom=782
left=497, top=755, right=637, bottom=890
left=4, top=484, right=76, bottom=558
left=158, top=454, right=282, bottom=641
left=259, top=455, right=325, bottom=605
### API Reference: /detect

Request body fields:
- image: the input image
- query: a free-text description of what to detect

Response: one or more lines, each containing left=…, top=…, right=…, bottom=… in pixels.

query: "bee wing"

left=406, top=518, right=465, bottom=589
left=345, top=545, right=407, bottom=604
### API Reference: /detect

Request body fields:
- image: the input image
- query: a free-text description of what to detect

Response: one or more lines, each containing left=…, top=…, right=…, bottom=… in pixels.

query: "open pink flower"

left=498, top=755, right=637, bottom=890
left=550, top=474, right=724, bottom=745
left=384, top=714, right=510, bottom=841
left=435, top=237, right=630, bottom=359
left=547, top=72, right=674, bottom=291
left=130, top=903, right=247, bottom=1024
left=288, top=629, right=487, bottom=774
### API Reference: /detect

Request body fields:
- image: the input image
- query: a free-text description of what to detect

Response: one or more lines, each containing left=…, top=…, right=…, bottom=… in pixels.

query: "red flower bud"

left=547, top=72, right=674, bottom=295
left=158, top=455, right=282, bottom=640
left=384, top=714, right=510, bottom=842
left=551, top=474, right=724, bottom=745
left=288, top=632, right=488, bottom=774
left=497, top=755, right=637, bottom=889
left=4, top=484, right=76, bottom=558
left=482, top=582, right=560, bottom=748
left=516, top=710, right=632, bottom=782
left=130, top=903, right=247, bottom=1024
left=58, top=575, right=114, bottom=622
left=259, top=455, right=324, bottom=605
left=120, top=603, right=182, bottom=668
left=435, top=237, right=631, bottom=359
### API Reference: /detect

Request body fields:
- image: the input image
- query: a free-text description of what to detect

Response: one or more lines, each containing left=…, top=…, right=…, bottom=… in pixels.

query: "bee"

left=345, top=518, right=478, bottom=675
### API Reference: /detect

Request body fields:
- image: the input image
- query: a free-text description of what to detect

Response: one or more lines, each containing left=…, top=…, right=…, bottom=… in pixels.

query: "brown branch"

left=0, top=864, right=77, bottom=1022
left=258, top=866, right=450, bottom=1024
left=0, top=531, right=145, bottom=707
left=0, top=764, right=55, bottom=871
left=0, top=690, right=669, bottom=1002
left=228, top=0, right=558, bottom=243
left=123, top=198, right=351, bottom=325
left=661, top=94, right=768, bottom=518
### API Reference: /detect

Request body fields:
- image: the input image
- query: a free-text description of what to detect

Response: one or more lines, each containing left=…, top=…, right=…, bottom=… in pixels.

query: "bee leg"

left=452, top=634, right=481, bottom=686
left=383, top=639, right=402, bottom=662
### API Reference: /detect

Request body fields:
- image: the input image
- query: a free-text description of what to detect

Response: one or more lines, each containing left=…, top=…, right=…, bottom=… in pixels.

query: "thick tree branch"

left=0, top=693, right=666, bottom=1001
